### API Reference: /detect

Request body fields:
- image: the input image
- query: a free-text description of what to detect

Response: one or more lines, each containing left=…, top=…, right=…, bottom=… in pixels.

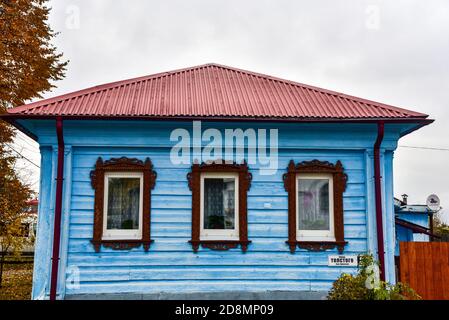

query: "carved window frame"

left=187, top=161, right=252, bottom=252
left=90, top=157, right=156, bottom=252
left=283, top=160, right=348, bottom=253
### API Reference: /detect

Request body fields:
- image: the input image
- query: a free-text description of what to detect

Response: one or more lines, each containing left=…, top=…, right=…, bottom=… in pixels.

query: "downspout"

left=50, top=117, right=64, bottom=300
left=374, top=121, right=386, bottom=281
left=429, top=212, right=434, bottom=242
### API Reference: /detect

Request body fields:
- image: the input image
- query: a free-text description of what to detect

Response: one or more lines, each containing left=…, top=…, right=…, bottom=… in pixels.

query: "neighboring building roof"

left=394, top=197, right=406, bottom=207
left=395, top=205, right=433, bottom=214
left=26, top=199, right=39, bottom=206
left=24, top=199, right=38, bottom=216
left=394, top=198, right=435, bottom=214
left=2, top=63, right=430, bottom=121
left=395, top=217, right=440, bottom=238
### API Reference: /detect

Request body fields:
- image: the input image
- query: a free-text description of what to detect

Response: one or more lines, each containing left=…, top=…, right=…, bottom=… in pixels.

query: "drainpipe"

left=429, top=212, right=434, bottom=242
left=374, top=121, right=386, bottom=281
left=50, top=117, right=64, bottom=300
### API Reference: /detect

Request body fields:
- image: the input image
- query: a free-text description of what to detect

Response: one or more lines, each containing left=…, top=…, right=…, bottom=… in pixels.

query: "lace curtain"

left=107, top=177, right=140, bottom=230
left=204, top=178, right=235, bottom=229
left=298, top=179, right=329, bottom=230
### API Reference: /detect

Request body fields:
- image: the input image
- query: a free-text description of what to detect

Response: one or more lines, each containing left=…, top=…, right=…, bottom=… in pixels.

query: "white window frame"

left=102, top=171, right=144, bottom=240
left=200, top=172, right=239, bottom=240
left=296, top=173, right=335, bottom=241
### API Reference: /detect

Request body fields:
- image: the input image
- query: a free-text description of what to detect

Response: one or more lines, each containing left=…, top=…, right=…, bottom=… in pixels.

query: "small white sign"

left=328, top=255, right=358, bottom=266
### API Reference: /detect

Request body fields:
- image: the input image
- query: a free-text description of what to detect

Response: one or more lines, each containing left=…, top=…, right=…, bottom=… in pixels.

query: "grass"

left=0, top=261, right=33, bottom=300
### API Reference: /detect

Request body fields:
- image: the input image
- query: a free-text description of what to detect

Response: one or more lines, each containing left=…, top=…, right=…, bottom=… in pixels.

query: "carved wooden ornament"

left=187, top=160, right=252, bottom=252
left=283, top=159, right=348, bottom=253
left=90, top=157, right=156, bottom=252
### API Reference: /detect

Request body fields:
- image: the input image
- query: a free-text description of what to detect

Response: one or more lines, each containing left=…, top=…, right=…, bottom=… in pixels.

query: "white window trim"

left=200, top=172, right=239, bottom=240
left=102, top=171, right=144, bottom=240
left=296, top=173, right=335, bottom=241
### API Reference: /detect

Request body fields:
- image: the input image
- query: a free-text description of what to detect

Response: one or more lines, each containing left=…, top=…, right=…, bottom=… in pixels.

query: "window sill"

left=286, top=240, right=347, bottom=253
left=189, top=240, right=251, bottom=253
left=91, top=239, right=154, bottom=252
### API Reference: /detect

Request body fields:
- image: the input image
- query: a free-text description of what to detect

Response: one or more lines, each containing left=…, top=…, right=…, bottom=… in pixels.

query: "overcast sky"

left=14, top=0, right=449, bottom=221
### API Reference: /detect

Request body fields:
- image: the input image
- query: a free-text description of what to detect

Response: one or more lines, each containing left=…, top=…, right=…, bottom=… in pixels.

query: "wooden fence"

left=399, top=242, right=449, bottom=300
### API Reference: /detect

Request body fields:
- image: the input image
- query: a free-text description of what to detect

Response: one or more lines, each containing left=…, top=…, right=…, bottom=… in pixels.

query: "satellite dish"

left=426, top=194, right=440, bottom=212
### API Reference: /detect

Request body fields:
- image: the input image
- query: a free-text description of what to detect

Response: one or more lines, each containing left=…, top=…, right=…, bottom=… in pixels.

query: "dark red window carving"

left=90, top=157, right=156, bottom=252
left=283, top=160, right=348, bottom=253
left=187, top=161, right=252, bottom=252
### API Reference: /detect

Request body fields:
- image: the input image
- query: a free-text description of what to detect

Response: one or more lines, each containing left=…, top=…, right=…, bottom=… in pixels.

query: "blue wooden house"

left=1, top=64, right=433, bottom=299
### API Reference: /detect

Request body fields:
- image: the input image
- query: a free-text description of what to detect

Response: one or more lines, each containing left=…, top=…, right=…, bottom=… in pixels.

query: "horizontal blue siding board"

left=71, top=151, right=366, bottom=169
left=33, top=120, right=400, bottom=150
left=67, top=238, right=367, bottom=253
left=70, top=167, right=366, bottom=184
left=310, top=281, right=334, bottom=291
left=66, top=280, right=313, bottom=295
left=70, top=266, right=357, bottom=282
left=67, top=252, right=314, bottom=267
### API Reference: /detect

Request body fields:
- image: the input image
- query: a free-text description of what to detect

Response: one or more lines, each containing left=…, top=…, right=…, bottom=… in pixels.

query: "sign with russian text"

left=328, top=255, right=358, bottom=266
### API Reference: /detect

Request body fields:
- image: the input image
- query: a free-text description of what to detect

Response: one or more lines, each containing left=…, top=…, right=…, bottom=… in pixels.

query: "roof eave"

left=1, top=117, right=39, bottom=141
left=0, top=113, right=433, bottom=123
left=395, top=217, right=440, bottom=238
left=1, top=114, right=432, bottom=143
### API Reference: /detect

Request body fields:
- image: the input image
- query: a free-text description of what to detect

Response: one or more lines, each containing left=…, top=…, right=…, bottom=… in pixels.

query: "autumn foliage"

left=0, top=0, right=67, bottom=288
left=0, top=0, right=67, bottom=108
left=0, top=136, right=33, bottom=286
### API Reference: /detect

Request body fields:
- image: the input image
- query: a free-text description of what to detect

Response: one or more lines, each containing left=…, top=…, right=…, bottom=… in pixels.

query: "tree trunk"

left=0, top=250, right=5, bottom=288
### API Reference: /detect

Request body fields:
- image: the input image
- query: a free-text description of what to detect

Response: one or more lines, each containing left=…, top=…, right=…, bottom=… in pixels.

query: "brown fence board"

left=441, top=243, right=447, bottom=299
left=432, top=243, right=443, bottom=299
left=400, top=242, right=449, bottom=300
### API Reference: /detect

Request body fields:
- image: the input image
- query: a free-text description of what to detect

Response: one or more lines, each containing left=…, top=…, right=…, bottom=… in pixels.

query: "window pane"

left=298, top=179, right=330, bottom=230
left=204, top=178, right=235, bottom=230
left=107, top=177, right=140, bottom=230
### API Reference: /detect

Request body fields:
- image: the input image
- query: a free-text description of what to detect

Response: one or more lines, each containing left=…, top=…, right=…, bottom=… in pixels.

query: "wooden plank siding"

left=65, top=146, right=369, bottom=295
left=27, top=120, right=408, bottom=298
left=400, top=242, right=449, bottom=300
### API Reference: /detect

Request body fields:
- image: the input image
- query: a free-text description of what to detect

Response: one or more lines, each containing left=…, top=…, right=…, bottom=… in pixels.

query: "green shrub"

left=327, top=254, right=421, bottom=300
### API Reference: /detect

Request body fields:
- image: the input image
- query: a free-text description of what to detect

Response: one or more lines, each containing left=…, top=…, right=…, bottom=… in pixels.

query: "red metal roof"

left=6, top=63, right=428, bottom=120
